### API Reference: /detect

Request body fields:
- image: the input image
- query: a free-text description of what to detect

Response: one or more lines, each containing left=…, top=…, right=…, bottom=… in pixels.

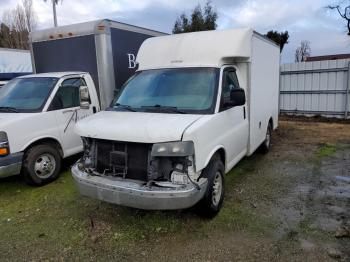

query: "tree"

left=23, top=0, right=37, bottom=32
left=44, top=0, right=62, bottom=27
left=0, top=0, right=37, bottom=49
left=265, top=30, right=289, bottom=53
left=327, top=1, right=350, bottom=36
left=295, top=41, right=311, bottom=62
left=172, top=1, right=218, bottom=34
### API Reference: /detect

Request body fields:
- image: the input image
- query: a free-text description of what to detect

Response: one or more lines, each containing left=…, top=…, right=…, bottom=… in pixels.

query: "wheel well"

left=269, top=117, right=273, bottom=129
left=24, top=138, right=63, bottom=157
left=213, top=148, right=226, bottom=166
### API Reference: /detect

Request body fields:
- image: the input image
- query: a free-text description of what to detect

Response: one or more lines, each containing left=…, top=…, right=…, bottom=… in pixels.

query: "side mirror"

left=224, top=88, right=246, bottom=107
left=79, top=86, right=90, bottom=109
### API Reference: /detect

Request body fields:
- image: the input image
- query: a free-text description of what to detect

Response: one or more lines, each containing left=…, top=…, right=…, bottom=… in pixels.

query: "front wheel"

left=195, top=157, right=225, bottom=218
left=22, top=144, right=62, bottom=186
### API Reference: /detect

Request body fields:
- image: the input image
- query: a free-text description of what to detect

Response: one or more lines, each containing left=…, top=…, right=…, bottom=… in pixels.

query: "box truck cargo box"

left=30, top=19, right=166, bottom=109
left=71, top=28, right=280, bottom=216
left=0, top=48, right=32, bottom=86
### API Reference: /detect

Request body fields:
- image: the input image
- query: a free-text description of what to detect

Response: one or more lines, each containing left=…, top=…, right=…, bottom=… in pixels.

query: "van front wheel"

left=195, top=157, right=225, bottom=218
left=22, top=144, right=62, bottom=186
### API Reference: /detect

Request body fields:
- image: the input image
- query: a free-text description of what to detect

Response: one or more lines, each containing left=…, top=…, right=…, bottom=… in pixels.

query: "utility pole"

left=52, top=0, right=57, bottom=27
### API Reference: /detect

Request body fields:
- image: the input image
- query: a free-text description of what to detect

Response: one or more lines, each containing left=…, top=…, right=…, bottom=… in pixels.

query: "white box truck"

left=71, top=28, right=280, bottom=216
left=0, top=20, right=164, bottom=185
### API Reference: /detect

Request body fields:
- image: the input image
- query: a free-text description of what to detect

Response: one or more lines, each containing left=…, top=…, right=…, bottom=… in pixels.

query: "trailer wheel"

left=195, top=156, right=225, bottom=218
left=22, top=144, right=62, bottom=186
left=260, top=122, right=272, bottom=154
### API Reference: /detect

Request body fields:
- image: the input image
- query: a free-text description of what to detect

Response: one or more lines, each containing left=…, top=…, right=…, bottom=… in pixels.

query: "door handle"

left=62, top=109, right=75, bottom=114
left=243, top=106, right=246, bottom=119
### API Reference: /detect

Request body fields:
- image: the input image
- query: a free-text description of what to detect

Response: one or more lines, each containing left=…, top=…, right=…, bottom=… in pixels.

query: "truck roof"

left=30, top=19, right=166, bottom=43
left=17, top=72, right=86, bottom=78
left=136, top=28, right=279, bottom=70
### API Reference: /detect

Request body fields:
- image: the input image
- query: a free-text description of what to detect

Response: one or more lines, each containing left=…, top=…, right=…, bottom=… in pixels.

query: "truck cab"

left=0, top=72, right=99, bottom=185
left=71, top=28, right=280, bottom=216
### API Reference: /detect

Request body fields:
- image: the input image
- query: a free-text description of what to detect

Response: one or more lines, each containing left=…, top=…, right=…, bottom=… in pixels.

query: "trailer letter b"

left=127, top=53, right=136, bottom=69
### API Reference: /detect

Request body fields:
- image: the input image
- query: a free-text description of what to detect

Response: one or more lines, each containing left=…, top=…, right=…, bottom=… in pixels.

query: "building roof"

left=305, top=53, right=350, bottom=62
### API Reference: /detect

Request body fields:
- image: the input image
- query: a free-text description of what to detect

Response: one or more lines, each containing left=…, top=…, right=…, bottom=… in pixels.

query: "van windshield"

left=0, top=77, right=58, bottom=113
left=112, top=68, right=219, bottom=114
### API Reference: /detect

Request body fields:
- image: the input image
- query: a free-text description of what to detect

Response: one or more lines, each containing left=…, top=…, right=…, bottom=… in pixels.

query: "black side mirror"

left=224, top=88, right=246, bottom=107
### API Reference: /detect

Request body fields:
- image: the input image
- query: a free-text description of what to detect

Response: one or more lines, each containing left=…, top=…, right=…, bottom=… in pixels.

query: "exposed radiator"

left=94, top=139, right=152, bottom=181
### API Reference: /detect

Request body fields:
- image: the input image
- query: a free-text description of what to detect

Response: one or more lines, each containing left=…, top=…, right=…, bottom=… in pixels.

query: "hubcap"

left=34, top=153, right=56, bottom=179
left=212, top=172, right=223, bottom=206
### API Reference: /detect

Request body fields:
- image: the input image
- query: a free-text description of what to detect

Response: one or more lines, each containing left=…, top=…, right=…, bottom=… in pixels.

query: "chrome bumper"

left=71, top=164, right=207, bottom=210
left=0, top=152, right=23, bottom=178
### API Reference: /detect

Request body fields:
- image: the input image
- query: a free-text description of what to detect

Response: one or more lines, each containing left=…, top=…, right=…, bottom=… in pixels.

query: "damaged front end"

left=71, top=138, right=208, bottom=210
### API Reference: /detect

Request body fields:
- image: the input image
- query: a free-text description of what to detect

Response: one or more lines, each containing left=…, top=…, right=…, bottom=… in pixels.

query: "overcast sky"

left=0, top=0, right=349, bottom=63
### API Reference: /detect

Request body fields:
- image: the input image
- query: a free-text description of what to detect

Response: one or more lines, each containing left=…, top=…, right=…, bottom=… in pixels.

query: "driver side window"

left=220, top=69, right=240, bottom=111
left=49, top=78, right=85, bottom=111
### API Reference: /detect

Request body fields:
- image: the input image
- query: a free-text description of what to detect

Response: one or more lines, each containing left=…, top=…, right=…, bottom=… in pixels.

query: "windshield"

left=0, top=77, right=58, bottom=113
left=112, top=68, right=219, bottom=114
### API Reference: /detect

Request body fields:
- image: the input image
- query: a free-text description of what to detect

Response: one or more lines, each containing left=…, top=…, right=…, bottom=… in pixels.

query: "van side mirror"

left=225, top=88, right=246, bottom=107
left=79, top=85, right=90, bottom=109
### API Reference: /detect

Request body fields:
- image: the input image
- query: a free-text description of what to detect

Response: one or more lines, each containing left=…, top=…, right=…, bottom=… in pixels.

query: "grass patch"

left=315, top=143, right=336, bottom=159
left=0, top=157, right=277, bottom=260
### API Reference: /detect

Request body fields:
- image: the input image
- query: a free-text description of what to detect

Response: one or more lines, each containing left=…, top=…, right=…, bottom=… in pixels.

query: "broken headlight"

left=80, top=137, right=94, bottom=170
left=151, top=141, right=194, bottom=157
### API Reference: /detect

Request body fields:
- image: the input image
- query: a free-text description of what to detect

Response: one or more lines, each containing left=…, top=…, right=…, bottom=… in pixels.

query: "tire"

left=260, top=122, right=272, bottom=154
left=22, top=144, right=62, bottom=186
left=195, top=157, right=225, bottom=218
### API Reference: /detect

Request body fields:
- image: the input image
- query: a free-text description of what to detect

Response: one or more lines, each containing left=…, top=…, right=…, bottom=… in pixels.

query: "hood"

left=0, top=113, right=36, bottom=129
left=75, top=111, right=204, bottom=143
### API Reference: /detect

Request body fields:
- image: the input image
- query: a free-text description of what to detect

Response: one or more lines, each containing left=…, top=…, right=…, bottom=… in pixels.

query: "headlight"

left=151, top=141, right=194, bottom=157
left=0, top=132, right=9, bottom=156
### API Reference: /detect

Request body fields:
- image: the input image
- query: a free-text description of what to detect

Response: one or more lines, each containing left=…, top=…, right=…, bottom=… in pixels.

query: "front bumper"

left=0, top=152, right=23, bottom=178
left=71, top=164, right=207, bottom=210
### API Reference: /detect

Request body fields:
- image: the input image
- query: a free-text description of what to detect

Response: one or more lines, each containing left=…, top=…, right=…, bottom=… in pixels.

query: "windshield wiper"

left=141, top=105, right=186, bottom=114
left=113, top=103, right=137, bottom=112
left=0, top=106, right=19, bottom=113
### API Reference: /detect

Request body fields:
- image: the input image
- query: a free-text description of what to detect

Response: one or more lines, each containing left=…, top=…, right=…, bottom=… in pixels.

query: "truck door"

left=219, top=67, right=249, bottom=163
left=48, top=77, right=94, bottom=156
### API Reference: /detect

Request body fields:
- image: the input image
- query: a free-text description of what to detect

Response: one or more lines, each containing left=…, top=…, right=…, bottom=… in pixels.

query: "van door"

left=219, top=67, right=249, bottom=167
left=48, top=77, right=94, bottom=157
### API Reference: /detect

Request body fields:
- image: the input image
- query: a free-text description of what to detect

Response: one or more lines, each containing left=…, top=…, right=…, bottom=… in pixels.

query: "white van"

left=72, top=28, right=280, bottom=216
left=0, top=72, right=99, bottom=185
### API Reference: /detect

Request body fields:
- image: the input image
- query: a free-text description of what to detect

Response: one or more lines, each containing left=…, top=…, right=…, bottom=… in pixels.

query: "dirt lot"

left=0, top=120, right=349, bottom=261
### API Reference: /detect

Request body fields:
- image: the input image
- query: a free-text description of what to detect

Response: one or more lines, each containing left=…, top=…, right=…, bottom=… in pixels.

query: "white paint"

left=136, top=28, right=254, bottom=70
left=75, top=111, right=203, bottom=143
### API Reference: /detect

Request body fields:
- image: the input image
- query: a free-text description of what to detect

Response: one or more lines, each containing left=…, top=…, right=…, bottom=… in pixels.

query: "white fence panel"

left=280, top=59, right=350, bottom=119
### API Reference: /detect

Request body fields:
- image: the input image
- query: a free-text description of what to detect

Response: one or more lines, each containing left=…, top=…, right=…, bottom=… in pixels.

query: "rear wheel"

left=260, top=122, right=272, bottom=154
left=195, top=157, right=225, bottom=218
left=22, top=144, right=62, bottom=186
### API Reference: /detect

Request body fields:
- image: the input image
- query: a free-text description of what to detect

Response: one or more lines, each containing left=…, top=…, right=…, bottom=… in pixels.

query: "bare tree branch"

left=327, top=2, right=350, bottom=35
left=295, top=40, right=311, bottom=62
